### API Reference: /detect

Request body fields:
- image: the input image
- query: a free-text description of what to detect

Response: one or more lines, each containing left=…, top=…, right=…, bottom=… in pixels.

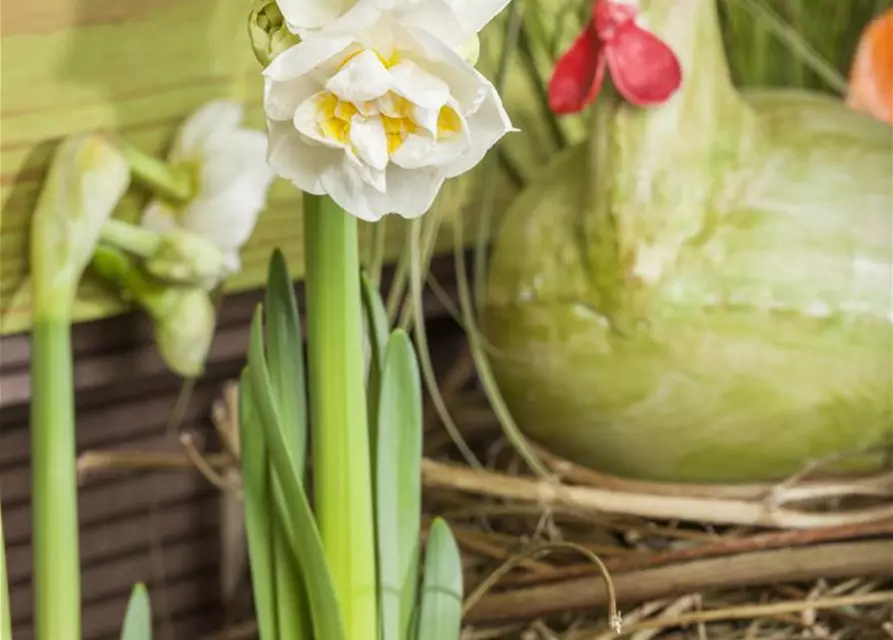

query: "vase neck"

left=583, top=0, right=757, bottom=323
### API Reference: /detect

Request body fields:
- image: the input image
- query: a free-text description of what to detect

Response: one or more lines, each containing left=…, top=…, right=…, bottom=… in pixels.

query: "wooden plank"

left=6, top=496, right=221, bottom=586
left=12, top=567, right=223, bottom=640
left=3, top=469, right=217, bottom=545
left=9, top=534, right=220, bottom=624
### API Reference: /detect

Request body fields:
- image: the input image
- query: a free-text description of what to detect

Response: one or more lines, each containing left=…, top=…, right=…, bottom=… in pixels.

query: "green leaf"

left=265, top=248, right=308, bottom=476
left=264, top=249, right=312, bottom=640
left=361, top=271, right=390, bottom=456
left=416, top=518, right=463, bottom=640
left=238, top=372, right=280, bottom=640
left=246, top=306, right=346, bottom=640
left=119, top=583, right=151, bottom=640
left=375, top=330, right=423, bottom=640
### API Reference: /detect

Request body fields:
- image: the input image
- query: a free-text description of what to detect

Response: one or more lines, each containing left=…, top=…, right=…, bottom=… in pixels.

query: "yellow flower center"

left=317, top=50, right=463, bottom=158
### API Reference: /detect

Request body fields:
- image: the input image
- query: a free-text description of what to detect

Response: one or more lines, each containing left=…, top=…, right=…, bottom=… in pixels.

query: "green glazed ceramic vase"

left=484, top=0, right=893, bottom=482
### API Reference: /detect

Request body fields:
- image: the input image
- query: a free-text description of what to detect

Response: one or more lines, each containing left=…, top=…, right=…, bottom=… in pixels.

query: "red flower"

left=548, top=0, right=683, bottom=114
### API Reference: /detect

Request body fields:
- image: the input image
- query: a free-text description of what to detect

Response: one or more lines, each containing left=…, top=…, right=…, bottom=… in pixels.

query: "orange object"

left=848, top=8, right=893, bottom=124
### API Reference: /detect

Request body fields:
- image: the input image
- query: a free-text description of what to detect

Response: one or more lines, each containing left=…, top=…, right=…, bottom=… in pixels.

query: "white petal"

left=386, top=165, right=445, bottom=218
left=345, top=149, right=388, bottom=192
left=277, top=0, right=351, bottom=32
left=394, top=26, right=487, bottom=110
left=391, top=97, right=471, bottom=169
left=378, top=92, right=405, bottom=118
left=264, top=73, right=320, bottom=122
left=182, top=131, right=275, bottom=253
left=321, top=156, right=393, bottom=221
left=267, top=119, right=334, bottom=195
left=391, top=132, right=468, bottom=169
left=456, top=34, right=480, bottom=65
left=323, top=0, right=382, bottom=35
left=399, top=0, right=465, bottom=49
left=170, top=101, right=243, bottom=161
left=411, top=105, right=439, bottom=135
left=199, top=130, right=270, bottom=198
left=219, top=251, right=242, bottom=281
left=326, top=49, right=391, bottom=103
left=445, top=0, right=511, bottom=36
left=388, top=60, right=450, bottom=111
left=444, top=82, right=515, bottom=178
left=180, top=191, right=262, bottom=256
left=263, top=37, right=354, bottom=83
left=141, top=200, right=179, bottom=233
left=294, top=92, right=347, bottom=149
left=349, top=116, right=389, bottom=170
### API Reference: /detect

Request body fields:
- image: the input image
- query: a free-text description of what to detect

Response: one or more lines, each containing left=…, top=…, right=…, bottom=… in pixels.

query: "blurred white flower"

left=142, top=101, right=276, bottom=283
left=263, top=10, right=516, bottom=220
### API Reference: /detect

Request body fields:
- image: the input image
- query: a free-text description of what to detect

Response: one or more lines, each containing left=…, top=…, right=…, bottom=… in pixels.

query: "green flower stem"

left=114, top=137, right=194, bottom=205
left=28, top=133, right=129, bottom=640
left=1, top=498, right=11, bottom=640
left=302, top=194, right=378, bottom=640
left=99, top=218, right=162, bottom=257
left=30, top=313, right=80, bottom=640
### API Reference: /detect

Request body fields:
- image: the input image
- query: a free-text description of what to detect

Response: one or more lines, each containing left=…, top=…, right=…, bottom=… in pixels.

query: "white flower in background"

left=142, top=101, right=276, bottom=283
left=263, top=1, right=516, bottom=221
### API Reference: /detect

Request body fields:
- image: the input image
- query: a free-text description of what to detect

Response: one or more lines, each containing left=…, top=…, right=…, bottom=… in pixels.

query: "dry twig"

left=422, top=459, right=893, bottom=529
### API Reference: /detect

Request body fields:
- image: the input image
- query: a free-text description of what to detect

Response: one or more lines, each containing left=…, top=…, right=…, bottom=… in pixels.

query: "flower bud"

left=92, top=245, right=216, bottom=378
left=144, top=229, right=228, bottom=289
left=31, top=134, right=130, bottom=317
left=99, top=219, right=228, bottom=289
left=248, top=0, right=300, bottom=67
left=147, top=285, right=216, bottom=379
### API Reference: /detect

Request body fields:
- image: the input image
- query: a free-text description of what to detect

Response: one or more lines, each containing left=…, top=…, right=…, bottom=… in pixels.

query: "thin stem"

left=409, top=218, right=483, bottom=469
left=727, top=0, right=848, bottom=94
left=0, top=498, right=10, bottom=640
left=31, top=316, right=81, bottom=640
left=473, top=1, right=524, bottom=313
left=303, top=194, right=378, bottom=640
left=454, top=213, right=551, bottom=478
left=99, top=218, right=163, bottom=257
left=463, top=541, right=620, bottom=634
left=617, top=591, right=893, bottom=635
left=367, top=217, right=388, bottom=289
left=421, top=459, right=893, bottom=529
left=114, top=137, right=195, bottom=205
left=385, top=242, right=410, bottom=323
left=398, top=199, right=445, bottom=330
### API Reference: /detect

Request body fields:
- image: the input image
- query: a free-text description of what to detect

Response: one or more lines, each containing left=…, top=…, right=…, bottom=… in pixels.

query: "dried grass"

left=411, top=347, right=893, bottom=640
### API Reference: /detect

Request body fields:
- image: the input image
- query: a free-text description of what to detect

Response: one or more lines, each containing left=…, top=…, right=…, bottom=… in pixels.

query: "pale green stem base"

left=302, top=195, right=378, bottom=639
left=1, top=497, right=10, bottom=640
left=30, top=318, right=81, bottom=640
left=114, top=138, right=194, bottom=205
left=99, top=219, right=162, bottom=258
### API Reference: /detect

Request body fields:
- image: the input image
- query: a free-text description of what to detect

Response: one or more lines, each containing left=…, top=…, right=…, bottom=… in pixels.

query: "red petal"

left=548, top=23, right=608, bottom=115
left=594, top=0, right=637, bottom=41
left=604, top=21, right=683, bottom=106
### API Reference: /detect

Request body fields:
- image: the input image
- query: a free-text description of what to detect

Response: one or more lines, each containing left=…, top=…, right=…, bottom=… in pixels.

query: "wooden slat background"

left=0, top=256, right=462, bottom=639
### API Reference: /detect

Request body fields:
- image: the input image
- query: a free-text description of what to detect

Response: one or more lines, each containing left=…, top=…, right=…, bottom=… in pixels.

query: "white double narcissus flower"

left=263, top=0, right=517, bottom=220
left=142, top=100, right=276, bottom=285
